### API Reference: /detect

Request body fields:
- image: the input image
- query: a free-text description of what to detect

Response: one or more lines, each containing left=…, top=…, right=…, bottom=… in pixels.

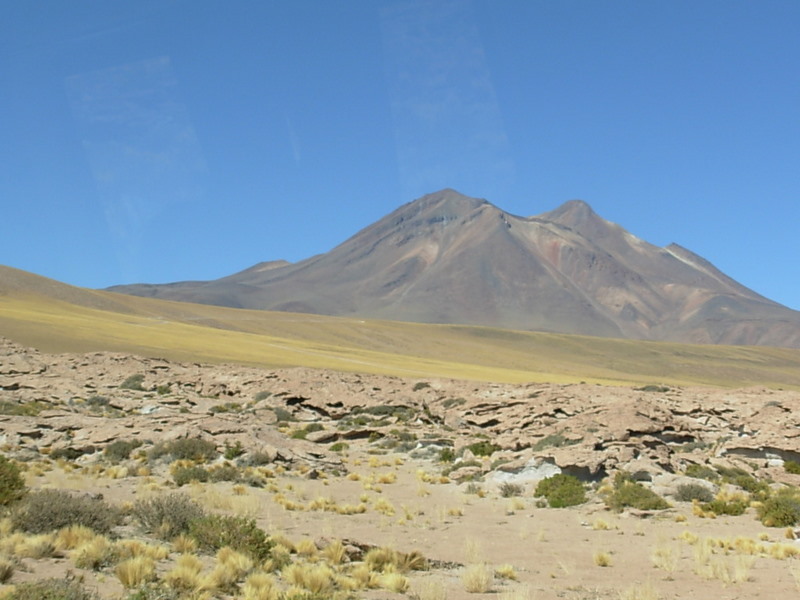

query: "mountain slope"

left=109, top=189, right=800, bottom=348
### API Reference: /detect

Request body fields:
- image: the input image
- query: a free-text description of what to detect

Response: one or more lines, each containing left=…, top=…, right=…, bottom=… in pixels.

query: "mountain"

left=108, top=189, right=800, bottom=348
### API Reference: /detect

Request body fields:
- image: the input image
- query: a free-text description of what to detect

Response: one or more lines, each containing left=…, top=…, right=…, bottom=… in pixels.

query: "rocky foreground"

left=2, top=336, right=800, bottom=599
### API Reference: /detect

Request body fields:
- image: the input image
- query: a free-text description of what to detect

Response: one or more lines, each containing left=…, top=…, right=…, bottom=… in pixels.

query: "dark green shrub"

left=0, top=455, right=25, bottom=506
left=132, top=493, right=205, bottom=539
left=173, top=465, right=210, bottom=487
left=605, top=473, right=669, bottom=512
left=85, top=395, right=109, bottom=408
left=272, top=407, right=294, bottom=422
left=254, top=391, right=272, bottom=401
left=532, top=433, right=571, bottom=451
left=535, top=474, right=587, bottom=508
left=105, top=439, right=143, bottom=462
left=8, top=577, right=97, bottom=600
left=0, top=400, right=47, bottom=416
left=675, top=482, right=714, bottom=503
left=702, top=498, right=748, bottom=516
left=499, top=481, right=523, bottom=498
left=12, top=489, right=120, bottom=534
left=439, top=447, right=456, bottom=463
left=243, top=451, right=273, bottom=466
left=785, top=461, right=800, bottom=475
left=714, top=465, right=748, bottom=479
left=329, top=442, right=349, bottom=452
left=120, top=374, right=146, bottom=391
left=209, top=402, right=242, bottom=414
left=412, top=382, right=430, bottom=391
left=684, top=464, right=719, bottom=481
left=732, top=474, right=769, bottom=495
left=188, top=514, right=272, bottom=561
left=50, top=447, right=83, bottom=461
left=757, top=491, right=800, bottom=527
left=635, top=385, right=670, bottom=393
left=467, top=441, right=499, bottom=457
left=155, top=384, right=171, bottom=395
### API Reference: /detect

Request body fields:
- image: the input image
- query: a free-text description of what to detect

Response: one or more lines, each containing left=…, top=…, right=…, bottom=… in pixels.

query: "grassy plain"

left=2, top=265, right=800, bottom=389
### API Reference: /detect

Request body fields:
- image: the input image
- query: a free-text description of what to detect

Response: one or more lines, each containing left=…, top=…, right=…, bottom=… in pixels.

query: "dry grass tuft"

left=380, top=571, right=410, bottom=593
left=619, top=580, right=660, bottom=600
left=462, top=563, right=493, bottom=593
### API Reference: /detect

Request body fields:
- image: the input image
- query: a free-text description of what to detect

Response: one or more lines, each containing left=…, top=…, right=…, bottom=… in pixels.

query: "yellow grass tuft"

left=377, top=471, right=398, bottom=484
left=0, top=557, right=15, bottom=584
left=241, top=572, right=278, bottom=600
left=71, top=534, right=114, bottom=569
left=593, top=550, right=613, bottom=567
left=373, top=497, right=396, bottom=516
left=321, top=539, right=347, bottom=565
left=412, top=577, right=448, bottom=600
left=495, top=564, right=518, bottom=580
left=650, top=543, right=678, bottom=574
left=164, top=553, right=204, bottom=591
left=172, top=534, right=198, bottom=554
left=349, top=563, right=380, bottom=589
left=619, top=580, right=660, bottom=600
left=380, top=571, right=410, bottom=593
left=294, top=538, right=318, bottom=558
left=54, top=525, right=95, bottom=551
left=115, top=556, right=156, bottom=588
left=15, top=533, right=56, bottom=559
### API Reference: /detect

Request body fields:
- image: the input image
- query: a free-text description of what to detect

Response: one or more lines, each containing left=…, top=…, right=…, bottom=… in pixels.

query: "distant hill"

left=108, top=189, right=800, bottom=348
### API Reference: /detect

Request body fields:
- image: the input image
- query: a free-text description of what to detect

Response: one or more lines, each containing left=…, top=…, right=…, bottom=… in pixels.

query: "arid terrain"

left=2, top=336, right=800, bottom=600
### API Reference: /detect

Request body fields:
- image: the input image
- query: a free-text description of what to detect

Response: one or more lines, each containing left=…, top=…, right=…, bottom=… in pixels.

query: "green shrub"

left=173, top=465, right=210, bottom=487
left=188, top=514, right=272, bottom=560
left=209, top=402, right=242, bottom=413
left=702, top=498, right=748, bottom=516
left=675, top=482, right=714, bottom=503
left=105, top=439, right=143, bottom=462
left=532, top=433, right=574, bottom=452
left=467, top=441, right=500, bottom=457
left=254, top=391, right=272, bottom=401
left=0, top=399, right=47, bottom=416
left=272, top=407, right=294, bottom=422
left=7, top=577, right=97, bottom=600
left=329, top=442, right=349, bottom=452
left=684, top=464, right=719, bottom=481
left=0, top=455, right=25, bottom=506
left=224, top=441, right=245, bottom=460
left=150, top=437, right=217, bottom=463
left=732, top=474, right=769, bottom=495
left=244, top=451, right=273, bottom=466
left=85, top=395, right=110, bottom=408
left=535, top=474, right=587, bottom=508
left=605, top=473, right=669, bottom=512
left=120, top=374, right=146, bottom=391
left=155, top=384, right=171, bottom=395
left=635, top=385, right=670, bottom=393
left=785, top=460, right=800, bottom=475
left=132, top=493, right=205, bottom=539
left=412, top=382, right=430, bottom=391
left=757, top=491, right=800, bottom=527
left=12, top=489, right=120, bottom=534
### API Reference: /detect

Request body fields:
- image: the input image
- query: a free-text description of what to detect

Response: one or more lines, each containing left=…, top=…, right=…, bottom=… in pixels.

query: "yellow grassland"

left=2, top=267, right=800, bottom=388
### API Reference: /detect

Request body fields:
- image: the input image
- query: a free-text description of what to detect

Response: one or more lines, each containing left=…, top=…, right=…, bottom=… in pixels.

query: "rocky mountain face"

left=108, top=189, right=800, bottom=348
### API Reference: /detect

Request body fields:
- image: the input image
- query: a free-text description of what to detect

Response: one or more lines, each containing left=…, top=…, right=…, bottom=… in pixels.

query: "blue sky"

left=2, top=1, right=799, bottom=310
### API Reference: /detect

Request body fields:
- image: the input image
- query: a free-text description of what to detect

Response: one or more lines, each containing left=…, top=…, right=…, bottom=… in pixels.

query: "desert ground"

left=1, top=336, right=800, bottom=600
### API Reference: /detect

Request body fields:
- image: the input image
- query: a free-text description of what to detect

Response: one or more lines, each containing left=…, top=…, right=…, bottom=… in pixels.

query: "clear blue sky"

left=2, top=1, right=799, bottom=309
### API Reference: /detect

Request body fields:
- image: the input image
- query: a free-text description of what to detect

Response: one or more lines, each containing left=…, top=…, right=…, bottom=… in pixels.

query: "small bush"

left=535, top=474, right=586, bottom=508
left=785, top=461, right=800, bottom=475
left=467, top=441, right=500, bottom=457
left=173, top=465, right=209, bottom=487
left=7, top=577, right=98, bottom=599
left=254, top=391, right=272, bottom=401
left=703, top=498, right=748, bottom=516
left=758, top=491, right=800, bottom=527
left=499, top=482, right=524, bottom=498
left=132, top=493, right=205, bottom=539
left=12, top=489, right=120, bottom=534
left=105, top=439, right=143, bottom=462
left=243, top=451, right=273, bottom=466
left=209, top=463, right=241, bottom=483
left=224, top=441, right=245, bottom=460
left=0, top=454, right=25, bottom=506
left=120, top=374, right=146, bottom=391
left=675, top=483, right=714, bottom=503
left=150, top=437, right=217, bottom=462
left=188, top=514, right=272, bottom=561
left=413, top=382, right=430, bottom=391
left=272, top=407, right=294, bottom=422
left=85, top=395, right=110, bottom=408
left=605, top=473, right=669, bottom=512
left=329, top=442, right=349, bottom=452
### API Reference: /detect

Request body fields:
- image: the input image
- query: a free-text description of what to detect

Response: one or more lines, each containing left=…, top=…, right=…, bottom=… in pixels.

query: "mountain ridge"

left=107, top=189, right=800, bottom=348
